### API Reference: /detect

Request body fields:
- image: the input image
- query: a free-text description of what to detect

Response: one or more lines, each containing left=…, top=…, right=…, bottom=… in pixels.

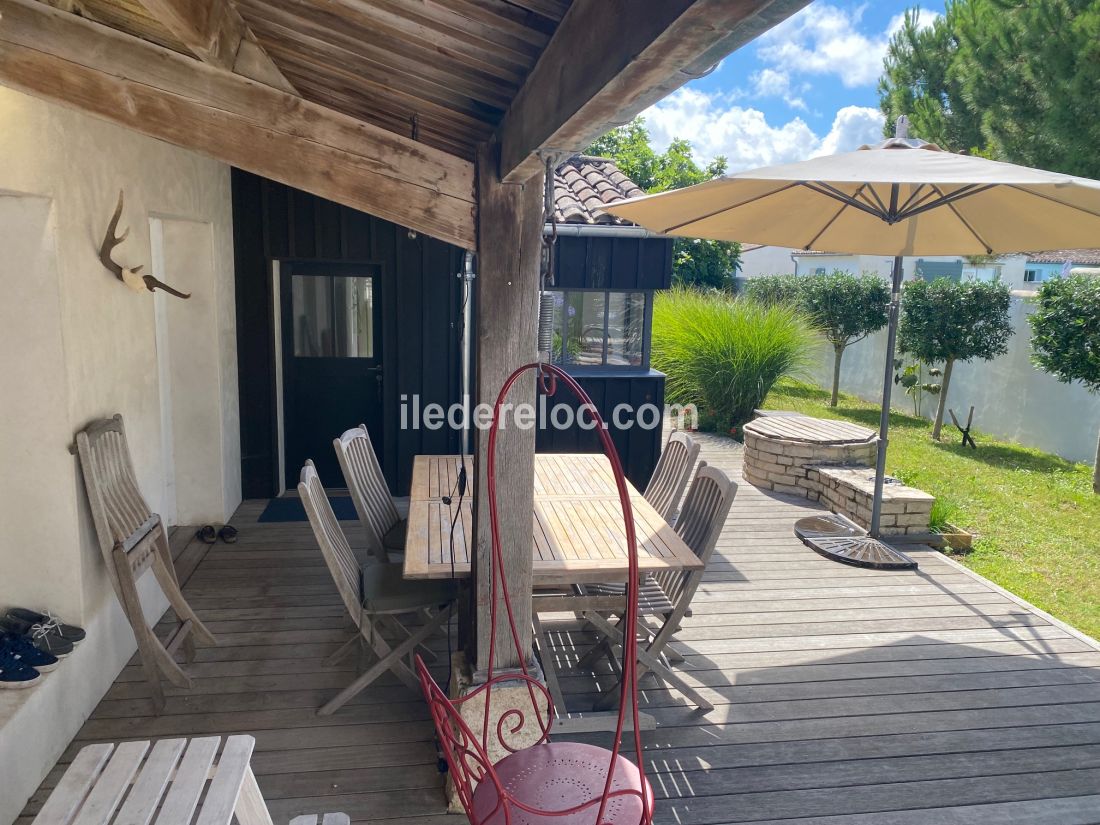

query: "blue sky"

left=642, top=1, right=944, bottom=170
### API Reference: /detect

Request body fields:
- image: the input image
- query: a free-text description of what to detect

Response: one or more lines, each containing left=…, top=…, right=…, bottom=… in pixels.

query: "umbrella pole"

left=869, top=254, right=905, bottom=538
left=794, top=252, right=916, bottom=570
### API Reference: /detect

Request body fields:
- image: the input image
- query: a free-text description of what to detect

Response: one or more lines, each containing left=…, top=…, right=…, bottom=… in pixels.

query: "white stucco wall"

left=791, top=251, right=1032, bottom=290
left=810, top=296, right=1100, bottom=465
left=0, top=87, right=240, bottom=824
left=739, top=245, right=799, bottom=277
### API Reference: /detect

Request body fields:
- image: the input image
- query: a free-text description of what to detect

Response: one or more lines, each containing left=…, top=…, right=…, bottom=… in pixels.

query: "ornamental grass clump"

left=653, top=287, right=817, bottom=435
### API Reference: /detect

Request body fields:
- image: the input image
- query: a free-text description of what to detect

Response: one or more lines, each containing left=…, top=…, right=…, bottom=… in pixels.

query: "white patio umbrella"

left=606, top=118, right=1100, bottom=568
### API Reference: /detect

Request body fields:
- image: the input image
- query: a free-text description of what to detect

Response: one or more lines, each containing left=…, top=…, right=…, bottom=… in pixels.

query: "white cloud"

left=643, top=89, right=884, bottom=171
left=756, top=3, right=938, bottom=89
left=749, top=68, right=808, bottom=111
left=886, top=8, right=938, bottom=38
left=817, top=105, right=887, bottom=156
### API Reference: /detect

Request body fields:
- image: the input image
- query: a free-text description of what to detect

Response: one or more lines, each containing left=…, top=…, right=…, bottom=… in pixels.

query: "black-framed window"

left=289, top=272, right=377, bottom=358
left=549, top=289, right=650, bottom=368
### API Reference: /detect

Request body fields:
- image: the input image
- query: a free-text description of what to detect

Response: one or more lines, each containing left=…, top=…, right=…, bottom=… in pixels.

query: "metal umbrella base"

left=794, top=514, right=918, bottom=571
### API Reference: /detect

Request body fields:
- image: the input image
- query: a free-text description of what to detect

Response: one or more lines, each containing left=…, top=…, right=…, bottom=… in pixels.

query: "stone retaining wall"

left=742, top=428, right=878, bottom=495
left=742, top=424, right=933, bottom=536
left=809, top=465, right=934, bottom=536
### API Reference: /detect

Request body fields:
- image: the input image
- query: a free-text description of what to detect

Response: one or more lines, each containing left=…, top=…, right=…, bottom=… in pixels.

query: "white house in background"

left=1023, top=248, right=1100, bottom=283
left=738, top=246, right=1100, bottom=293
left=792, top=251, right=1028, bottom=287
left=738, top=244, right=799, bottom=278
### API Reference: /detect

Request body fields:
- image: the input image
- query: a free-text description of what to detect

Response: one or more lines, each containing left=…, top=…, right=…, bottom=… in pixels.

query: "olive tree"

left=898, top=278, right=1013, bottom=440
left=1029, top=275, right=1100, bottom=493
left=800, top=272, right=891, bottom=406
left=746, top=272, right=891, bottom=406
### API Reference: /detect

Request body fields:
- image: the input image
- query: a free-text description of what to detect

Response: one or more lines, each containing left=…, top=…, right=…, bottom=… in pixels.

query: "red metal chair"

left=415, top=362, right=653, bottom=825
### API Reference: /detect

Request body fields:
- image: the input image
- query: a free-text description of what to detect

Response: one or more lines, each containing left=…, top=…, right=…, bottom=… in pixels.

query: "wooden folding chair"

left=643, top=431, right=700, bottom=522
left=578, top=463, right=736, bottom=712
left=299, top=460, right=454, bottom=715
left=333, top=424, right=405, bottom=562
left=74, top=415, right=216, bottom=712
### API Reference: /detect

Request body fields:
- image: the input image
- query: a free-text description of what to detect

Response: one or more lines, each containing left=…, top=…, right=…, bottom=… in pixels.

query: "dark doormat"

left=258, top=495, right=358, bottom=523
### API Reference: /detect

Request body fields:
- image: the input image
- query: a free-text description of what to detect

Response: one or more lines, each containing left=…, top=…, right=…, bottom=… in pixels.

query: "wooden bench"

left=32, top=735, right=348, bottom=825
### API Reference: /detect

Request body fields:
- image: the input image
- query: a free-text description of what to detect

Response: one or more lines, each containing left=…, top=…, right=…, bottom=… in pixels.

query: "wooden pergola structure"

left=0, top=0, right=808, bottom=671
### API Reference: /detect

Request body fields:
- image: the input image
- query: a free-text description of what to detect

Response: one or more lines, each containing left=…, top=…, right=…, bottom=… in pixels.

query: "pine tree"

left=879, top=0, right=1100, bottom=178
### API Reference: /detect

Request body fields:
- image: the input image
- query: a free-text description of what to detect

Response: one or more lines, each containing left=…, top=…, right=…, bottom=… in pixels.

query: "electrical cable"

left=442, top=263, right=471, bottom=695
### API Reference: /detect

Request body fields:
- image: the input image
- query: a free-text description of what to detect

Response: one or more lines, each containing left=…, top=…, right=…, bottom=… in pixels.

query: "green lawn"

left=762, top=380, right=1100, bottom=639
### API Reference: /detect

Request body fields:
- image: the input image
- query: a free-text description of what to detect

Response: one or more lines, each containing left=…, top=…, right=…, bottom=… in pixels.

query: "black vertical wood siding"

left=234, top=173, right=673, bottom=498
left=553, top=235, right=674, bottom=290
left=232, top=169, right=464, bottom=498
left=535, top=373, right=666, bottom=491
left=541, top=234, right=673, bottom=489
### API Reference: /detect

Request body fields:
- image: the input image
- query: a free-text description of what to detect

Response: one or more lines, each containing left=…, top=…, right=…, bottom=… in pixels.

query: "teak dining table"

left=403, top=452, right=697, bottom=732
left=403, top=453, right=701, bottom=585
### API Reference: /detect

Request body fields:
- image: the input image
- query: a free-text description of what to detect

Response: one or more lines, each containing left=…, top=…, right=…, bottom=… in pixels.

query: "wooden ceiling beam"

left=0, top=0, right=476, bottom=248
left=237, top=1, right=516, bottom=109
left=251, top=17, right=505, bottom=125
left=501, top=0, right=571, bottom=22
left=495, top=0, right=813, bottom=183
left=135, top=0, right=297, bottom=92
left=301, top=0, right=530, bottom=86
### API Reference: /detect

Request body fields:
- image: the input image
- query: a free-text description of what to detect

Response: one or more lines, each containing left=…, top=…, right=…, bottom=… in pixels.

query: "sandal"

left=217, top=525, right=239, bottom=544
left=195, top=525, right=217, bottom=544
left=5, top=608, right=84, bottom=646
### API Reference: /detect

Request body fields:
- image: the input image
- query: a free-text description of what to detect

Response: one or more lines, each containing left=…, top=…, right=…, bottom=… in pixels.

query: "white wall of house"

left=738, top=247, right=1043, bottom=294
left=0, top=87, right=240, bottom=825
left=808, top=296, right=1100, bottom=466
left=739, top=245, right=798, bottom=277
left=790, top=251, right=1033, bottom=290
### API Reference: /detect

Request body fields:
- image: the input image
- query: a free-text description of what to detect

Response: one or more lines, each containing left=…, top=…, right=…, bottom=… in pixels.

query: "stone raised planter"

left=743, top=414, right=934, bottom=536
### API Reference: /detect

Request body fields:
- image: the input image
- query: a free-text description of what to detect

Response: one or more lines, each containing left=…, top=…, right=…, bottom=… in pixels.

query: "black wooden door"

left=281, top=261, right=383, bottom=489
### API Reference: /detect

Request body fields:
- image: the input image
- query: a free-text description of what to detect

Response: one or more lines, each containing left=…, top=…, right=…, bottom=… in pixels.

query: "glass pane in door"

left=291, top=274, right=375, bottom=358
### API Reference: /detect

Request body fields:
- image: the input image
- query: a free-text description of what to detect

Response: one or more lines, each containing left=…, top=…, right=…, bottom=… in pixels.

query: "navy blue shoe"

left=0, top=640, right=41, bottom=689
left=6, top=608, right=85, bottom=644
left=0, top=617, right=73, bottom=657
left=1, top=632, right=59, bottom=673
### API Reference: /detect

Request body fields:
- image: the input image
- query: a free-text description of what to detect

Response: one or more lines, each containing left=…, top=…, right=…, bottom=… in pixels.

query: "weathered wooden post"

left=471, top=141, right=543, bottom=672
left=435, top=143, right=546, bottom=810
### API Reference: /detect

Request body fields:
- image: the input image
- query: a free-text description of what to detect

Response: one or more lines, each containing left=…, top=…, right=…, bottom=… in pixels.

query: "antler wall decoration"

left=99, top=191, right=191, bottom=299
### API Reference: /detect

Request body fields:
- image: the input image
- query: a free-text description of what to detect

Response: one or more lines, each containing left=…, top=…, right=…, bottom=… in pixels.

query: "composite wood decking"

left=19, top=433, right=1100, bottom=824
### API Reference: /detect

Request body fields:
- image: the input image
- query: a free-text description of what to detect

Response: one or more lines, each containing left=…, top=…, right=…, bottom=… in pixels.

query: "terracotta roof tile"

left=551, top=155, right=644, bottom=224
left=1027, top=248, right=1100, bottom=265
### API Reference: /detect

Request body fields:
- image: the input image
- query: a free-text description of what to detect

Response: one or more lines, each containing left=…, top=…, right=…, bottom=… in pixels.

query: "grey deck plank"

left=22, top=435, right=1100, bottom=824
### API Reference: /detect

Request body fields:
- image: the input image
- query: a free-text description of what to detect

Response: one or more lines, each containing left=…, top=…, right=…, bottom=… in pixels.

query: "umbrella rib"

left=864, top=185, right=891, bottom=216
left=803, top=184, right=866, bottom=250
left=660, top=181, right=804, bottom=233
left=897, top=184, right=993, bottom=220
left=900, top=187, right=941, bottom=215
left=802, top=182, right=887, bottom=221
left=1004, top=184, right=1100, bottom=221
left=929, top=185, right=993, bottom=254
left=897, top=184, right=933, bottom=214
